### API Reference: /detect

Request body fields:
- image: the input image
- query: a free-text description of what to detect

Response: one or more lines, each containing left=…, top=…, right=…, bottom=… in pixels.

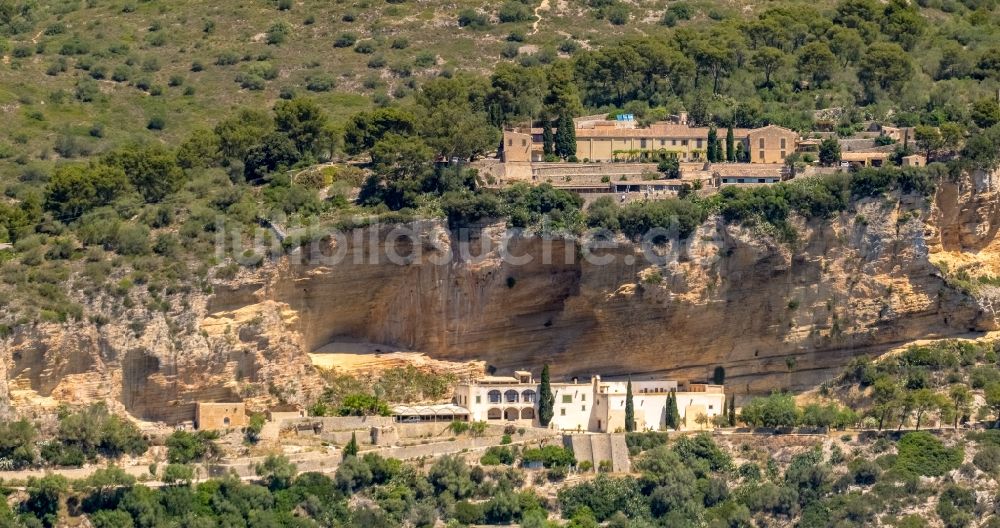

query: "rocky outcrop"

left=233, top=197, right=983, bottom=397
left=2, top=169, right=999, bottom=421
left=929, top=168, right=1000, bottom=253
left=3, top=291, right=323, bottom=422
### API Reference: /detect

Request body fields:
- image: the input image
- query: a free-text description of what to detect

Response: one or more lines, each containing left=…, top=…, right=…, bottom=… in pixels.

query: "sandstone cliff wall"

left=2, top=169, right=999, bottom=421
left=231, top=191, right=987, bottom=398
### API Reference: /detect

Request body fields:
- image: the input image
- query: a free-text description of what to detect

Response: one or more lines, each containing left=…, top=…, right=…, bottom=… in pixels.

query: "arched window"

left=521, top=390, right=536, bottom=403
left=504, top=390, right=519, bottom=403
left=504, top=408, right=520, bottom=421
left=487, top=408, right=502, bottom=420
left=488, top=390, right=502, bottom=403
left=521, top=408, right=535, bottom=420
left=223, top=417, right=231, bottom=426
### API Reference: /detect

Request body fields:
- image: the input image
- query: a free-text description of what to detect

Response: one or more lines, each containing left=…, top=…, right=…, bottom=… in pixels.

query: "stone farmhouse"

left=452, top=371, right=726, bottom=433
left=502, top=114, right=800, bottom=165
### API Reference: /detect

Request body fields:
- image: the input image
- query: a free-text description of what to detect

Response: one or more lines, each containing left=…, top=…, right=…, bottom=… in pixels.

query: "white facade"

left=453, top=373, right=725, bottom=432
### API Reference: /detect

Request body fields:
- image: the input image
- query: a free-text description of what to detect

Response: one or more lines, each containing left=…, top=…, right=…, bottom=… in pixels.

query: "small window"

left=682, top=140, right=689, bottom=146
left=708, top=405, right=714, bottom=410
left=758, top=138, right=765, bottom=149
left=508, top=139, right=513, bottom=146
left=522, top=139, right=527, bottom=147
left=581, top=405, right=586, bottom=411
left=672, top=139, right=677, bottom=146
left=696, top=139, right=703, bottom=148
left=560, top=408, right=566, bottom=416
left=759, top=150, right=765, bottom=160
left=640, top=139, right=647, bottom=148
left=780, top=150, right=786, bottom=158
left=758, top=178, right=765, bottom=183
left=780, top=138, right=786, bottom=149
left=581, top=394, right=586, bottom=402
left=737, top=178, right=745, bottom=183
left=223, top=417, right=231, bottom=426
left=660, top=139, right=666, bottom=146
left=562, top=395, right=573, bottom=403
left=476, top=395, right=481, bottom=404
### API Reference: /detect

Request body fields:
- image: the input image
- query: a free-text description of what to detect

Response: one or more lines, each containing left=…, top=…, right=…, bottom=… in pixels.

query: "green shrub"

left=165, top=430, right=220, bottom=464
left=333, top=33, right=357, bottom=48
left=458, top=9, right=489, bottom=28
left=936, top=484, right=975, bottom=528
left=895, top=432, right=963, bottom=477
left=498, top=1, right=532, bottom=23
left=973, top=444, right=1000, bottom=475
left=522, top=445, right=575, bottom=468
left=481, top=446, right=516, bottom=465
left=625, top=431, right=669, bottom=455
left=306, top=74, right=335, bottom=92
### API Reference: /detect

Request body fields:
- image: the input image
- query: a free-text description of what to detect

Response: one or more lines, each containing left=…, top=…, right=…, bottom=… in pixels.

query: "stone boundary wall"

left=281, top=416, right=395, bottom=431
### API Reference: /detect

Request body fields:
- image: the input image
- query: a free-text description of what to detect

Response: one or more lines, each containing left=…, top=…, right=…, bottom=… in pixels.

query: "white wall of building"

left=454, top=376, right=725, bottom=433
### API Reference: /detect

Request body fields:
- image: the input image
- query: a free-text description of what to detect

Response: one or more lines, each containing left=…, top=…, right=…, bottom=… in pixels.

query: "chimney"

left=678, top=112, right=688, bottom=125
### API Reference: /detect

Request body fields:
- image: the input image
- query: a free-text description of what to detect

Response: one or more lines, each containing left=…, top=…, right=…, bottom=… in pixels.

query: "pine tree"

left=542, top=121, right=554, bottom=156
left=554, top=113, right=577, bottom=160
left=624, top=377, right=636, bottom=432
left=728, top=396, right=737, bottom=427
left=668, top=389, right=681, bottom=430
left=707, top=127, right=718, bottom=162
left=343, top=432, right=359, bottom=460
left=538, top=364, right=555, bottom=427
left=726, top=126, right=736, bottom=162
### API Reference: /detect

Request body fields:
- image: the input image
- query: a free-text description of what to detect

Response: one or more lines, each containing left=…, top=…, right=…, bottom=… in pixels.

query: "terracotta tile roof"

left=575, top=122, right=753, bottom=139
left=840, top=151, right=890, bottom=161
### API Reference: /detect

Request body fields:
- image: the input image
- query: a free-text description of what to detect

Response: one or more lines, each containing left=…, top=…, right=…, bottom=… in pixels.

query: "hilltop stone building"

left=453, top=371, right=726, bottom=432
left=502, top=115, right=800, bottom=164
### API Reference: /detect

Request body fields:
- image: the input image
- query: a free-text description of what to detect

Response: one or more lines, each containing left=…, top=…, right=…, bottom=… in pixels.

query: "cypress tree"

left=668, top=389, right=681, bottom=430
left=343, top=431, right=359, bottom=459
left=726, top=126, right=736, bottom=162
left=554, top=113, right=577, bottom=160
left=728, top=396, right=737, bottom=427
left=542, top=120, right=554, bottom=156
left=665, top=392, right=674, bottom=430
left=707, top=127, right=718, bottom=162
left=624, top=377, right=636, bottom=432
left=538, top=364, right=555, bottom=427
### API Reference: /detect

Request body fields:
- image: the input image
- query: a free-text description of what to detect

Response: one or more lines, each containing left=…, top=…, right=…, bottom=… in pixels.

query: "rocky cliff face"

left=2, top=170, right=999, bottom=421
left=222, top=169, right=999, bottom=397
left=3, top=290, right=323, bottom=422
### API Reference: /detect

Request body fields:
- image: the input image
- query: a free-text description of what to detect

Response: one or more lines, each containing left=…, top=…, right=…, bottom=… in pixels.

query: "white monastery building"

left=452, top=371, right=726, bottom=432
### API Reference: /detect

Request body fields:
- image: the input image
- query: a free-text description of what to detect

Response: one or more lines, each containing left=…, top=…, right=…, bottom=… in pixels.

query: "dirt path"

left=530, top=0, right=551, bottom=35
